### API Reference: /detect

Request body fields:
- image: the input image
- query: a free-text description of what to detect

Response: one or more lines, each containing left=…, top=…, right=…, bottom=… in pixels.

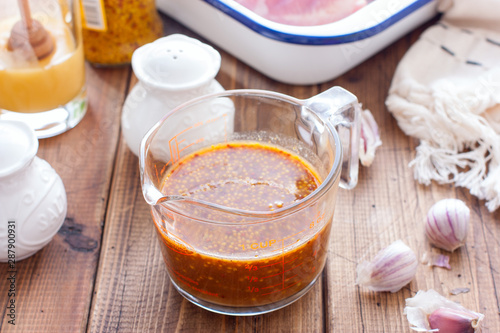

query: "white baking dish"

left=157, top=0, right=438, bottom=85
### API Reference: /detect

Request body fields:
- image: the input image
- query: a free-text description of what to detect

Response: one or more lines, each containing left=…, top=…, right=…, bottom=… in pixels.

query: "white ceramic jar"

left=0, top=120, right=67, bottom=261
left=121, top=34, right=229, bottom=156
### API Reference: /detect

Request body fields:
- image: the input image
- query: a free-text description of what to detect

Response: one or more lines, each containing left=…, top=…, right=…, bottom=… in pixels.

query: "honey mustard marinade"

left=153, top=141, right=332, bottom=307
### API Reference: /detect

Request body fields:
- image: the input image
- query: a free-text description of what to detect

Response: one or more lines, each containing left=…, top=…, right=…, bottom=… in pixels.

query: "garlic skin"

left=425, top=199, right=470, bottom=252
left=450, top=288, right=470, bottom=296
left=421, top=251, right=451, bottom=270
left=356, top=240, right=418, bottom=293
left=404, top=289, right=484, bottom=332
left=359, top=109, right=382, bottom=167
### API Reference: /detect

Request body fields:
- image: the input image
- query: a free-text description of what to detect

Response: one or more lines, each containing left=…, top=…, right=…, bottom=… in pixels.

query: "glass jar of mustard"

left=80, top=0, right=163, bottom=66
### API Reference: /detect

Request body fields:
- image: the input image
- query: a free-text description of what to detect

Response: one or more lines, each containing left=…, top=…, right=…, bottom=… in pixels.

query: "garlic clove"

left=428, top=307, right=481, bottom=333
left=359, top=109, right=382, bottom=167
left=404, top=289, right=484, bottom=332
left=356, top=240, right=418, bottom=293
left=425, top=199, right=470, bottom=252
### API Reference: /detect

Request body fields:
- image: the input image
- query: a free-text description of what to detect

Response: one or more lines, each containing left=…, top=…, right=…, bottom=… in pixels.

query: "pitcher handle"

left=304, top=87, right=361, bottom=189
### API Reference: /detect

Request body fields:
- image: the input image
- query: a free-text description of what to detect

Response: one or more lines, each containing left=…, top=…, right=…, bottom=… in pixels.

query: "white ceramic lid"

left=0, top=120, right=38, bottom=178
left=131, top=34, right=221, bottom=91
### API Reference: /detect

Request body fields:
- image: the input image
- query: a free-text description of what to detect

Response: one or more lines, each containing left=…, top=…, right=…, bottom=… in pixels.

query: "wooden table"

left=2, top=12, right=500, bottom=333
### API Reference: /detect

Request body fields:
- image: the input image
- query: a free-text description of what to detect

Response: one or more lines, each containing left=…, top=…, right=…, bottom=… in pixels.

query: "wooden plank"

left=324, top=22, right=500, bottom=332
left=0, top=64, right=129, bottom=331
left=89, top=12, right=500, bottom=332
left=3, top=9, right=495, bottom=333
left=89, top=152, right=327, bottom=332
left=88, top=56, right=327, bottom=332
left=87, top=14, right=328, bottom=332
left=322, top=24, right=419, bottom=333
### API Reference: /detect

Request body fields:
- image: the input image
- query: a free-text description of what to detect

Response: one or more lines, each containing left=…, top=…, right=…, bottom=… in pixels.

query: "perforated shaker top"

left=131, top=34, right=222, bottom=91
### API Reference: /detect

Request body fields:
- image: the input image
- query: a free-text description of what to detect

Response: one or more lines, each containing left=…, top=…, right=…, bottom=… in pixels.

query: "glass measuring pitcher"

left=140, top=87, right=360, bottom=315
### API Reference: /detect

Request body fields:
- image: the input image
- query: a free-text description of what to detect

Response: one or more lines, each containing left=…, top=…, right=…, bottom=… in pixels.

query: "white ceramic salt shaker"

left=121, top=34, right=228, bottom=156
left=0, top=120, right=67, bottom=261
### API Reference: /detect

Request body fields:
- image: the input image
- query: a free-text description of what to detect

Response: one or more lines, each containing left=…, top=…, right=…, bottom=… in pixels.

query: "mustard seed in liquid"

left=154, top=142, right=332, bottom=307
left=162, top=142, right=319, bottom=211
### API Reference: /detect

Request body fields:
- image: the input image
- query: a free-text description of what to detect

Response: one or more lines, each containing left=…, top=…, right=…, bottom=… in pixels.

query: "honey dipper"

left=7, top=0, right=54, bottom=59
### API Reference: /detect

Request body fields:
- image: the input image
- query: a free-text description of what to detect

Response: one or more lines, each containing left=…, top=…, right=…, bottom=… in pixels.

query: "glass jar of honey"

left=80, top=0, right=163, bottom=66
left=0, top=0, right=87, bottom=138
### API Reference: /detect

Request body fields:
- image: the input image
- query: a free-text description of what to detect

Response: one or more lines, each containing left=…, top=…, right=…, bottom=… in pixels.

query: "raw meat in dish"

left=234, top=0, right=368, bottom=26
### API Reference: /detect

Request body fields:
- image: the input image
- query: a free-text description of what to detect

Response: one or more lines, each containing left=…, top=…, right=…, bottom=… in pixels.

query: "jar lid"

left=131, top=34, right=221, bottom=91
left=0, top=120, right=38, bottom=178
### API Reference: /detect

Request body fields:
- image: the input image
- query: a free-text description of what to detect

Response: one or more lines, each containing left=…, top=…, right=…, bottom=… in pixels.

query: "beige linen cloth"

left=386, top=0, right=500, bottom=211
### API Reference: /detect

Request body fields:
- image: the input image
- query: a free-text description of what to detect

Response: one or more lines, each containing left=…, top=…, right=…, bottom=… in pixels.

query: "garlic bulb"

left=404, top=289, right=484, bottom=332
left=356, top=240, right=418, bottom=293
left=425, top=199, right=470, bottom=252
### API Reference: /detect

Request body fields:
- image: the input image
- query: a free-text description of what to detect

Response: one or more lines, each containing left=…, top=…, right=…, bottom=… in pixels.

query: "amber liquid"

left=0, top=18, right=85, bottom=112
left=153, top=142, right=332, bottom=307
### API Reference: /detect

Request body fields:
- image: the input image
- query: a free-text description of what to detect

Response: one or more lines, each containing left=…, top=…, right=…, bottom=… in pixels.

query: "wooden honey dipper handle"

left=18, top=0, right=33, bottom=29
left=7, top=0, right=55, bottom=60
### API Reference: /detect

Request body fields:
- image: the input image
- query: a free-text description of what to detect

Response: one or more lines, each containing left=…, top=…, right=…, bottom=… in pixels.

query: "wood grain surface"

left=1, top=11, right=500, bottom=333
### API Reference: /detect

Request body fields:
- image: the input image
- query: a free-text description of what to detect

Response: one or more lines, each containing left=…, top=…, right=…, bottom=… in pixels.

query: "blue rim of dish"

left=203, top=0, right=435, bottom=45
